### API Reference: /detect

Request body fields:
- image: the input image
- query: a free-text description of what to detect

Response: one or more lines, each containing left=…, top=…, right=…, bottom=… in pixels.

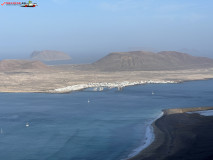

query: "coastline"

left=0, top=67, right=212, bottom=93
left=129, top=106, right=213, bottom=160
left=127, top=112, right=164, bottom=159
left=1, top=77, right=212, bottom=94
left=50, top=80, right=177, bottom=93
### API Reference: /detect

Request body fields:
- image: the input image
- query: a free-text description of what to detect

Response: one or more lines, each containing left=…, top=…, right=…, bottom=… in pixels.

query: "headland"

left=129, top=107, right=213, bottom=160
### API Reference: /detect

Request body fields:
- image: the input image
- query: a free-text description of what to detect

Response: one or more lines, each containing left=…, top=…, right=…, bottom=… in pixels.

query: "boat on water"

left=99, top=87, right=104, bottom=91
left=88, top=99, right=90, bottom=103
left=26, top=122, right=30, bottom=127
left=152, top=91, right=155, bottom=95
left=118, top=87, right=123, bottom=91
left=93, top=87, right=98, bottom=91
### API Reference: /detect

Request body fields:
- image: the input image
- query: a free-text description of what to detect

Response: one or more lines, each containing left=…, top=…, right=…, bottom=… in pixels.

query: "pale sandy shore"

left=0, top=67, right=212, bottom=93
left=129, top=107, right=213, bottom=160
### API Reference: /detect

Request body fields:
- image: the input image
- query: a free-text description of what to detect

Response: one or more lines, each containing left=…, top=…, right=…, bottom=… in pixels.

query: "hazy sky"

left=0, top=0, right=213, bottom=62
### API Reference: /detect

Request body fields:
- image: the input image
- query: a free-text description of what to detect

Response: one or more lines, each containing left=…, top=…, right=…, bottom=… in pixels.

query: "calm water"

left=0, top=80, right=213, bottom=160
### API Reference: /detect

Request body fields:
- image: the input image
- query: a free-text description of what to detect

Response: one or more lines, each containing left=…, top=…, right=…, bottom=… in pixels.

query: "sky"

left=0, top=0, right=213, bottom=62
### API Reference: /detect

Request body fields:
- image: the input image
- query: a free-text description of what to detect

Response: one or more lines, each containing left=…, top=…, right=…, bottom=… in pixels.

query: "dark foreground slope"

left=130, top=107, right=213, bottom=160
left=92, top=51, right=213, bottom=71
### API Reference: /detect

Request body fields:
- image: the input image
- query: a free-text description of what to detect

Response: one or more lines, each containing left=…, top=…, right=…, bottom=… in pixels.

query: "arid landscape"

left=1, top=1, right=213, bottom=160
left=0, top=51, right=213, bottom=93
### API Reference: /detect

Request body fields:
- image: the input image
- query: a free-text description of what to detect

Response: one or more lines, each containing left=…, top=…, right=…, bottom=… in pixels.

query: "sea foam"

left=125, top=112, right=163, bottom=160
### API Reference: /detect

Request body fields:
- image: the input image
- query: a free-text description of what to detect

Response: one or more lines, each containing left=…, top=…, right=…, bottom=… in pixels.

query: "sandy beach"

left=129, top=107, right=213, bottom=160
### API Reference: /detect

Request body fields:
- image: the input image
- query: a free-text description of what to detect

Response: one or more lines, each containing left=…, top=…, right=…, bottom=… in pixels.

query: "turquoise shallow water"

left=0, top=80, right=213, bottom=160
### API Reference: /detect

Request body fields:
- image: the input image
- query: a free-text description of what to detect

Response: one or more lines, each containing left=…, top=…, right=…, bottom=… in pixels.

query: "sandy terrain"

left=0, top=67, right=212, bottom=93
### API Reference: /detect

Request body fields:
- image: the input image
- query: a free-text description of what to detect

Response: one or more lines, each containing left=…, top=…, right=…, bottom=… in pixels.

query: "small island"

left=0, top=51, right=213, bottom=93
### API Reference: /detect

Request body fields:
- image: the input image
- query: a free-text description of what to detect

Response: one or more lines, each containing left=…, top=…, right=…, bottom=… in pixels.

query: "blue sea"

left=0, top=80, right=213, bottom=160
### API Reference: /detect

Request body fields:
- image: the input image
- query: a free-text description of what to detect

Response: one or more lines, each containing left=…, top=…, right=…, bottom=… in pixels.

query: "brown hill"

left=0, top=60, right=49, bottom=71
left=92, top=51, right=213, bottom=71
left=31, top=50, right=71, bottom=61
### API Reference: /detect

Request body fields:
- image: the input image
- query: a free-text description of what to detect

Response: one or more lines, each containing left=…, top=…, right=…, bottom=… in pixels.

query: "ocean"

left=0, top=79, right=213, bottom=160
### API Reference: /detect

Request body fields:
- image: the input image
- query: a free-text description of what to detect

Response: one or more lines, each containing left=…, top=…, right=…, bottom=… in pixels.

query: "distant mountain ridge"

left=31, top=50, right=71, bottom=61
left=0, top=60, right=48, bottom=71
left=92, top=51, right=213, bottom=71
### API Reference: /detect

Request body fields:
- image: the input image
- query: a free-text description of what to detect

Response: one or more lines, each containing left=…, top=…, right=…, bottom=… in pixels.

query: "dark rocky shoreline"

left=129, top=107, right=213, bottom=160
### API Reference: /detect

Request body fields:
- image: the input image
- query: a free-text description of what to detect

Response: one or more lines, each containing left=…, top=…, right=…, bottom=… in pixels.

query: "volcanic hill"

left=92, top=51, right=213, bottom=71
